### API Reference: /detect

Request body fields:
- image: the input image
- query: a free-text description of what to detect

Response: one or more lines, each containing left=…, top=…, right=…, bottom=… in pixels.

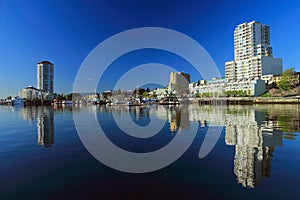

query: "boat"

left=92, top=97, right=100, bottom=105
left=12, top=96, right=24, bottom=107
left=108, top=99, right=127, bottom=106
left=158, top=96, right=179, bottom=105
left=127, top=100, right=143, bottom=106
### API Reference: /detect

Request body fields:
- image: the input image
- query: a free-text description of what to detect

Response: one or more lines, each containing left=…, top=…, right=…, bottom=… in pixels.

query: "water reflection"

left=224, top=106, right=283, bottom=188
left=188, top=104, right=299, bottom=188
left=151, top=105, right=190, bottom=132
left=37, top=107, right=54, bottom=147
left=20, top=106, right=54, bottom=147
left=104, top=104, right=296, bottom=189
left=93, top=105, right=191, bottom=133
left=13, top=104, right=300, bottom=188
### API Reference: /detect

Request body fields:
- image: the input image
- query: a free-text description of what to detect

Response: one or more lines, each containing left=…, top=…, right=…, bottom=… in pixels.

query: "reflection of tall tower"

left=225, top=107, right=282, bottom=188
left=233, top=146, right=273, bottom=188
left=37, top=107, right=54, bottom=147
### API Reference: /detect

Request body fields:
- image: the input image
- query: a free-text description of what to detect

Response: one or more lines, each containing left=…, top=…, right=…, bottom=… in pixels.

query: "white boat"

left=159, top=96, right=179, bottom=105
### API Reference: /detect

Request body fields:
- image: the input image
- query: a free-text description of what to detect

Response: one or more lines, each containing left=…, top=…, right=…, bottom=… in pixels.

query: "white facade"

left=234, top=21, right=272, bottom=61
left=225, top=21, right=282, bottom=82
left=19, top=86, right=51, bottom=100
left=153, top=88, right=170, bottom=99
left=225, top=79, right=266, bottom=96
left=261, top=74, right=274, bottom=85
left=19, top=86, right=39, bottom=99
left=190, top=78, right=226, bottom=97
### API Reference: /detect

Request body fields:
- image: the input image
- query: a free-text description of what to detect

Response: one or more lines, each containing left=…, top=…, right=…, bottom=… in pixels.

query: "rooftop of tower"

left=37, top=60, right=53, bottom=65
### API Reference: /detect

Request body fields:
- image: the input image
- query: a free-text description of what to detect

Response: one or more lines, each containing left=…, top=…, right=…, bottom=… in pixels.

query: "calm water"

left=0, top=104, right=300, bottom=199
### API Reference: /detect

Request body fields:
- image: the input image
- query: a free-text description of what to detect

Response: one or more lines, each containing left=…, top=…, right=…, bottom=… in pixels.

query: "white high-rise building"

left=37, top=61, right=54, bottom=93
left=225, top=21, right=282, bottom=82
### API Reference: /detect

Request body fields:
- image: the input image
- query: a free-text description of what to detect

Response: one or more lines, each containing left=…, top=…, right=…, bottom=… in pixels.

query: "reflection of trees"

left=255, top=104, right=300, bottom=132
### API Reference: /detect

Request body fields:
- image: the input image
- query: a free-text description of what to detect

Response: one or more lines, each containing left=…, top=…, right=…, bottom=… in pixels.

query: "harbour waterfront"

left=0, top=104, right=300, bottom=199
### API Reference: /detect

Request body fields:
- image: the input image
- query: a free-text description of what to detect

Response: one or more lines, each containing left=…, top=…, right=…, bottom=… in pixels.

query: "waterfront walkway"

left=196, top=97, right=300, bottom=105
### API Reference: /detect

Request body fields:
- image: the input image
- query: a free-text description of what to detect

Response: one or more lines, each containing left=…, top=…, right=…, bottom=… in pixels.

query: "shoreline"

left=196, top=97, right=300, bottom=105
left=2, top=97, right=300, bottom=107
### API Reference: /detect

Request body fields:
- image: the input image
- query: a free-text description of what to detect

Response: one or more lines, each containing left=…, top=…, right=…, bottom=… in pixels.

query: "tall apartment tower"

left=225, top=21, right=282, bottom=81
left=37, top=61, right=54, bottom=93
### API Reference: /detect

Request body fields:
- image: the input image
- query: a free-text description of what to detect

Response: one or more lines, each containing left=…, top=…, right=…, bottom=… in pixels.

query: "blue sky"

left=0, top=0, right=300, bottom=98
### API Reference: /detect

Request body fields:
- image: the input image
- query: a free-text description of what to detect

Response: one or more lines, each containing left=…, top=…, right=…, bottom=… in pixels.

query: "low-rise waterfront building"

left=272, top=72, right=300, bottom=87
left=225, top=79, right=266, bottom=96
left=18, top=86, right=52, bottom=100
left=153, top=88, right=172, bottom=99
left=189, top=78, right=226, bottom=97
left=261, top=74, right=274, bottom=86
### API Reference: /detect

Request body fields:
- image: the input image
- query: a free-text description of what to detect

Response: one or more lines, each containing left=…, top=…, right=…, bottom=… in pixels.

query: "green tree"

left=225, top=91, right=231, bottom=97
left=133, top=88, right=145, bottom=95
left=231, top=90, right=237, bottom=97
left=142, top=92, right=149, bottom=97
left=56, top=94, right=66, bottom=101
left=65, top=93, right=72, bottom=100
left=237, top=90, right=243, bottom=97
left=278, top=67, right=295, bottom=90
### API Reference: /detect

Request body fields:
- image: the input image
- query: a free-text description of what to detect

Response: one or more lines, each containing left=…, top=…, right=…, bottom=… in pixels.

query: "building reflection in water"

left=102, top=104, right=299, bottom=188
left=186, top=104, right=287, bottom=188
left=35, top=103, right=296, bottom=188
left=37, top=106, right=54, bottom=147
left=225, top=106, right=283, bottom=188
left=20, top=106, right=54, bottom=148
left=148, top=105, right=190, bottom=133
left=165, top=105, right=190, bottom=132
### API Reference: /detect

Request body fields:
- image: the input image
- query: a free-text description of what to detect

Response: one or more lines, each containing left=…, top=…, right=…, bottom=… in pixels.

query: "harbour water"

left=0, top=104, right=300, bottom=199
